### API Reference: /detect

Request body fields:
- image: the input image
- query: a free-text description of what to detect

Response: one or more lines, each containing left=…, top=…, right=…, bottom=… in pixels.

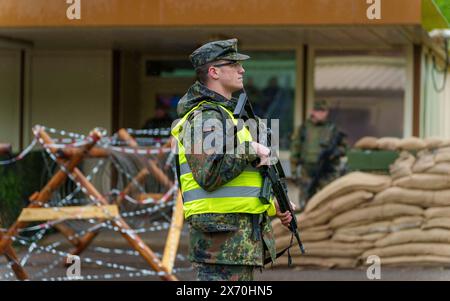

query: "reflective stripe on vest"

left=171, top=101, right=276, bottom=219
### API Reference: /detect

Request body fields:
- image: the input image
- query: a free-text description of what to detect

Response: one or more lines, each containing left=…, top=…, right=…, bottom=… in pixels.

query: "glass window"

left=314, top=49, right=406, bottom=145
left=242, top=51, right=296, bottom=150
left=145, top=59, right=194, bottom=77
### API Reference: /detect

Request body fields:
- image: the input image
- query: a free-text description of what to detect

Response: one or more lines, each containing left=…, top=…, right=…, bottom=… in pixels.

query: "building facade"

left=0, top=0, right=448, bottom=159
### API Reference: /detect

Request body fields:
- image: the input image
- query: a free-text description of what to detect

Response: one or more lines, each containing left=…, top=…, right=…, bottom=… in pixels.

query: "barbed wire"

left=0, top=125, right=186, bottom=281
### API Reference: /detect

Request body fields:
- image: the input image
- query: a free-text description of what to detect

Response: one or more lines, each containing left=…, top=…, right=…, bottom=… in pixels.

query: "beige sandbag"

left=300, top=224, right=331, bottom=232
left=336, top=217, right=423, bottom=236
left=329, top=204, right=423, bottom=228
left=335, top=221, right=392, bottom=236
left=430, top=190, right=450, bottom=206
left=275, top=229, right=332, bottom=249
left=390, top=216, right=424, bottom=231
left=376, top=137, right=400, bottom=151
left=276, top=255, right=357, bottom=268
left=305, top=172, right=391, bottom=213
left=272, top=218, right=291, bottom=237
left=372, top=187, right=438, bottom=208
left=422, top=217, right=450, bottom=230
left=305, top=240, right=373, bottom=250
left=333, top=232, right=386, bottom=243
left=436, top=146, right=450, bottom=154
left=425, top=162, right=450, bottom=175
left=354, top=136, right=378, bottom=149
left=438, top=139, right=450, bottom=148
left=375, top=228, right=450, bottom=248
left=362, top=255, right=450, bottom=267
left=272, top=215, right=332, bottom=237
left=389, top=151, right=415, bottom=180
left=398, top=137, right=427, bottom=151
left=340, top=218, right=421, bottom=234
left=289, top=240, right=373, bottom=258
left=393, top=174, right=450, bottom=190
left=435, top=148, right=450, bottom=163
left=425, top=207, right=450, bottom=219
left=424, top=137, right=444, bottom=149
left=411, top=150, right=435, bottom=173
left=298, top=191, right=373, bottom=228
left=362, top=243, right=450, bottom=258
left=435, top=152, right=450, bottom=163
left=302, top=229, right=333, bottom=241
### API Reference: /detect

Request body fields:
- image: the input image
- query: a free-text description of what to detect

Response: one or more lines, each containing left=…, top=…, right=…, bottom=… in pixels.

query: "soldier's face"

left=311, top=109, right=329, bottom=123
left=211, top=60, right=245, bottom=92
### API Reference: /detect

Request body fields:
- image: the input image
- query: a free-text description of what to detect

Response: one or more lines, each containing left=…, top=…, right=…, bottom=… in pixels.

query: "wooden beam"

left=45, top=128, right=177, bottom=280
left=17, top=205, right=119, bottom=222
left=118, top=128, right=174, bottom=189
left=73, top=170, right=178, bottom=281
left=413, top=44, right=422, bottom=137
left=0, top=228, right=28, bottom=280
left=70, top=128, right=178, bottom=280
left=59, top=147, right=110, bottom=158
left=2, top=247, right=29, bottom=280
left=115, top=169, right=149, bottom=206
left=162, top=191, right=184, bottom=274
left=0, top=127, right=101, bottom=259
left=53, top=223, right=81, bottom=246
left=118, top=129, right=138, bottom=147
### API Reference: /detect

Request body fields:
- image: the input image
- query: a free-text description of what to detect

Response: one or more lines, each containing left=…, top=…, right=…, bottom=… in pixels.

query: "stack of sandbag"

left=354, top=136, right=450, bottom=151
left=273, top=146, right=450, bottom=268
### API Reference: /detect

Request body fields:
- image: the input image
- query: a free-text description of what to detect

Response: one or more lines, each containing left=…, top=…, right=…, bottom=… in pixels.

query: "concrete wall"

left=25, top=50, right=112, bottom=140
left=0, top=49, right=21, bottom=151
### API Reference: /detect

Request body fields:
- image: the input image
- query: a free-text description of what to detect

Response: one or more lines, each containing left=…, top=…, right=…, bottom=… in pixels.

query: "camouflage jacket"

left=177, top=81, right=276, bottom=266
left=290, top=119, right=346, bottom=169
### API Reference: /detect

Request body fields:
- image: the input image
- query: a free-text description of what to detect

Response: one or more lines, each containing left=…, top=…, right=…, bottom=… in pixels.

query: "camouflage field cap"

left=313, top=99, right=329, bottom=110
left=189, top=38, right=250, bottom=69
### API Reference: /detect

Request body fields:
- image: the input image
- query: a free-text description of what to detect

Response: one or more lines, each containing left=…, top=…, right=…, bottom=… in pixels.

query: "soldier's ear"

left=208, top=65, right=220, bottom=80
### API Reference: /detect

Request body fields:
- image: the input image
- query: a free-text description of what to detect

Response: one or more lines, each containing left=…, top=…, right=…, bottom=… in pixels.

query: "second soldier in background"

left=290, top=99, right=347, bottom=210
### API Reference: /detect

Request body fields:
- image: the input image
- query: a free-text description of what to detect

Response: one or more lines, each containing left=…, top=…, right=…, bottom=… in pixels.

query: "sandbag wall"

left=273, top=141, right=450, bottom=268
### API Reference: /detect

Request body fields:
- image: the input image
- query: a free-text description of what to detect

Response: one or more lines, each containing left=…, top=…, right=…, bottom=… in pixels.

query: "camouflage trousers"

left=193, top=262, right=255, bottom=281
left=298, top=165, right=340, bottom=210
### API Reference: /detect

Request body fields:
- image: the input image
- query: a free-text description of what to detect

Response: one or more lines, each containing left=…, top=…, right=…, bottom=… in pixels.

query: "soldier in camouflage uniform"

left=290, top=100, right=347, bottom=210
left=174, top=39, right=293, bottom=281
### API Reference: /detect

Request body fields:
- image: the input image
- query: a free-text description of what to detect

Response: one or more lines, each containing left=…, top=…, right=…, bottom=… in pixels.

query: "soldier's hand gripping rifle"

left=233, top=92, right=305, bottom=257
left=306, top=131, right=347, bottom=199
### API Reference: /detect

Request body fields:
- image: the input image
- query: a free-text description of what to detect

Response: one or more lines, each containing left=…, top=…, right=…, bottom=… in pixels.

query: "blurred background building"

left=0, top=0, right=449, bottom=164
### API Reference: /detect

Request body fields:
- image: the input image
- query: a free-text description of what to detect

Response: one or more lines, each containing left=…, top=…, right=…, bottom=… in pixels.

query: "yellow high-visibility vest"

left=171, top=101, right=276, bottom=219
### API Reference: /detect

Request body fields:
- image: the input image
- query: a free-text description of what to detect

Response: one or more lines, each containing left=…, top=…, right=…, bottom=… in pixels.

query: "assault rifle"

left=306, top=131, right=347, bottom=199
left=233, top=92, right=305, bottom=259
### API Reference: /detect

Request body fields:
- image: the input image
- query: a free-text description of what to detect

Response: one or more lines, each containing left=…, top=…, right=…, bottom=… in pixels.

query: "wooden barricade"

left=0, top=127, right=178, bottom=281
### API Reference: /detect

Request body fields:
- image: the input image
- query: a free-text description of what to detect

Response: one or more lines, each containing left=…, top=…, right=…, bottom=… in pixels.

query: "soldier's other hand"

left=250, top=142, right=271, bottom=167
left=289, top=200, right=297, bottom=211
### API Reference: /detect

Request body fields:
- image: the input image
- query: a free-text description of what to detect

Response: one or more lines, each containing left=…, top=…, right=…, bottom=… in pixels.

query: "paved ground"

left=2, top=226, right=450, bottom=281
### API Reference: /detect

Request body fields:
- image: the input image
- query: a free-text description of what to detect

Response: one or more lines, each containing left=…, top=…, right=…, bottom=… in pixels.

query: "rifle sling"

left=264, top=233, right=296, bottom=266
